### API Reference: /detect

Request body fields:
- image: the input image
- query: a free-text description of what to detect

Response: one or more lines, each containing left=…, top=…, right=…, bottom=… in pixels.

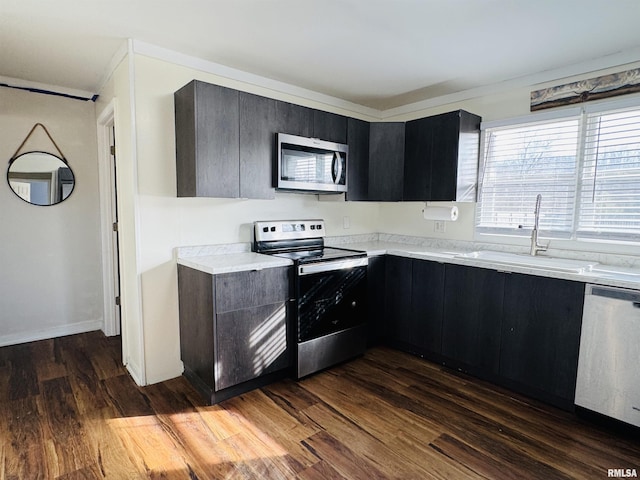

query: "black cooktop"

left=270, top=246, right=366, bottom=264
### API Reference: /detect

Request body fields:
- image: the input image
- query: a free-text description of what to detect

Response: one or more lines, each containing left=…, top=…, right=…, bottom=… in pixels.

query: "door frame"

left=97, top=100, right=122, bottom=338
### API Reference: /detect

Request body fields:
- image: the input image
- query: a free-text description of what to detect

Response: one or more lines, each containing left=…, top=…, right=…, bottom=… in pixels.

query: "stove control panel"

left=254, top=219, right=325, bottom=242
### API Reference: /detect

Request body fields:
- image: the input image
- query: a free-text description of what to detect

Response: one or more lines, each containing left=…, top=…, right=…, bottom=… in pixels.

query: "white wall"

left=0, top=87, right=103, bottom=346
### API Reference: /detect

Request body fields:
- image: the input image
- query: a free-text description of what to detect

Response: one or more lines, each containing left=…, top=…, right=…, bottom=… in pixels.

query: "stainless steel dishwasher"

left=575, top=284, right=640, bottom=427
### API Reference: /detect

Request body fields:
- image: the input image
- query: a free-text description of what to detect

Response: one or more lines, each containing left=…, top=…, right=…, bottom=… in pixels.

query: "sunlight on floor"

left=104, top=407, right=290, bottom=474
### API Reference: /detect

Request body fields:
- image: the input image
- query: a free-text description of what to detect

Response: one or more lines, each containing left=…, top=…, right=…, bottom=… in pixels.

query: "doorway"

left=97, top=102, right=122, bottom=339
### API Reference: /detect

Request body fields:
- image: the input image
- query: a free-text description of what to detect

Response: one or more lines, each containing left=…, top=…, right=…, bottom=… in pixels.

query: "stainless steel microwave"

left=276, top=133, right=348, bottom=193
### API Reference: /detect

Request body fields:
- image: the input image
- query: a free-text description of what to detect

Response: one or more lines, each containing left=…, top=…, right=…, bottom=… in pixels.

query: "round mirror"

left=7, top=151, right=75, bottom=206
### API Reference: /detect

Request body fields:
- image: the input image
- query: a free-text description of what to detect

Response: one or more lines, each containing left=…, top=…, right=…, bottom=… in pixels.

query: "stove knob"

left=270, top=226, right=276, bottom=232
left=317, top=224, right=322, bottom=230
left=262, top=227, right=269, bottom=233
left=351, top=301, right=357, bottom=308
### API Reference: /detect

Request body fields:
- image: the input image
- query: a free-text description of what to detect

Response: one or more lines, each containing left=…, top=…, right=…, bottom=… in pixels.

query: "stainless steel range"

left=253, top=219, right=368, bottom=379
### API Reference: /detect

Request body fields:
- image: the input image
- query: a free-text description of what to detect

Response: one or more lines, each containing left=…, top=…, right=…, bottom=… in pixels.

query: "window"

left=578, top=108, right=640, bottom=240
left=477, top=101, right=640, bottom=242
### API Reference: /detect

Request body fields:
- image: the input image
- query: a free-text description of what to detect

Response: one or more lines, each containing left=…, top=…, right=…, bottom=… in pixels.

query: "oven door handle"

left=298, top=257, right=368, bottom=276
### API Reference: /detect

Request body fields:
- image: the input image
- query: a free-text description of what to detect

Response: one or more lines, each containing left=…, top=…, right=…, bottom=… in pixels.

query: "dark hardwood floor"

left=0, top=331, right=638, bottom=479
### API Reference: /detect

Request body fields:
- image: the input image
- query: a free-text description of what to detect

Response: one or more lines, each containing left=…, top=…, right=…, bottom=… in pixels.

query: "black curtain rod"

left=0, top=82, right=99, bottom=102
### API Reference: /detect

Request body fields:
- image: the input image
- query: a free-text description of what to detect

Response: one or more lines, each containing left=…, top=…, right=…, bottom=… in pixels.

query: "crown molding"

left=131, top=39, right=383, bottom=120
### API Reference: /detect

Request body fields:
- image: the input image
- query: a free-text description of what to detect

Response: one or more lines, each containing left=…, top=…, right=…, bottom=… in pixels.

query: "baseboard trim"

left=0, top=320, right=104, bottom=348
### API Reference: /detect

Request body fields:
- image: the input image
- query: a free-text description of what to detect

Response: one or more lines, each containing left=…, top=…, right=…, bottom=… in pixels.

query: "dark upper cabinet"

left=500, top=273, right=585, bottom=407
left=312, top=110, right=348, bottom=144
left=368, top=122, right=406, bottom=201
left=239, top=92, right=276, bottom=199
left=403, top=110, right=481, bottom=202
left=275, top=101, right=313, bottom=138
left=275, top=101, right=347, bottom=144
left=175, top=80, right=240, bottom=198
left=175, top=80, right=347, bottom=199
left=346, top=118, right=370, bottom=201
left=441, top=264, right=504, bottom=376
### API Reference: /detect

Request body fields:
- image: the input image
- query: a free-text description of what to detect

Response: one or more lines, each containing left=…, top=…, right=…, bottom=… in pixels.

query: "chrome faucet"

left=530, top=194, right=548, bottom=256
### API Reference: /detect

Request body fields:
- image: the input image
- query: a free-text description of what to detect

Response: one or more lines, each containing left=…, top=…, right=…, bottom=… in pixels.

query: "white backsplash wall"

left=377, top=201, right=476, bottom=241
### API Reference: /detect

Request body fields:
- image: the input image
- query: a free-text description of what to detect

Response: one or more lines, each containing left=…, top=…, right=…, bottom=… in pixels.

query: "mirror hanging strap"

left=9, top=123, right=68, bottom=165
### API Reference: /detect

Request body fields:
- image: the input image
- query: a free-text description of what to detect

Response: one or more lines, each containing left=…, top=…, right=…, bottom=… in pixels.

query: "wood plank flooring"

left=1, top=331, right=638, bottom=479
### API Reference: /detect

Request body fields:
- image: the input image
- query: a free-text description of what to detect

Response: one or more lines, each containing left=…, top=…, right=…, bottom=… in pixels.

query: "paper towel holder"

left=422, top=202, right=459, bottom=221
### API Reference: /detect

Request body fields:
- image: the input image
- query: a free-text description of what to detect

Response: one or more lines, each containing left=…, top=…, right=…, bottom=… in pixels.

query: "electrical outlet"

left=343, top=216, right=351, bottom=229
left=434, top=220, right=446, bottom=233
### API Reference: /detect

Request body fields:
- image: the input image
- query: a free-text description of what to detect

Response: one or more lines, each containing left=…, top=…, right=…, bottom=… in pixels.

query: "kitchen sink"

left=456, top=250, right=599, bottom=273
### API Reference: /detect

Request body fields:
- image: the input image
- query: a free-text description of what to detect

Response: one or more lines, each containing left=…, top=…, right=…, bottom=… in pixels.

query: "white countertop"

left=177, top=252, right=292, bottom=275
left=176, top=238, right=640, bottom=290
left=341, top=240, right=640, bottom=290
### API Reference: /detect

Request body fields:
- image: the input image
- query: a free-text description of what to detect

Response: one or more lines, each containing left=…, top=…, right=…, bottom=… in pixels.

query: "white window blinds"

left=578, top=107, right=640, bottom=240
left=477, top=100, right=640, bottom=242
left=477, top=118, right=580, bottom=237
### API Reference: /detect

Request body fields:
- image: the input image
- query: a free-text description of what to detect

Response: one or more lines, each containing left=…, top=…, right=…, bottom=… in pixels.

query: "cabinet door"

left=385, top=256, right=414, bottom=350
left=410, top=259, right=445, bottom=356
left=215, top=302, right=289, bottom=390
left=369, top=122, right=405, bottom=201
left=500, top=274, right=584, bottom=406
left=346, top=117, right=370, bottom=201
left=175, top=80, right=240, bottom=198
left=403, top=110, right=480, bottom=201
left=276, top=101, right=313, bottom=137
left=403, top=115, right=435, bottom=201
left=239, top=92, right=276, bottom=199
left=427, top=111, right=462, bottom=201
left=442, top=264, right=504, bottom=375
left=313, top=110, right=348, bottom=144
left=366, top=255, right=386, bottom=346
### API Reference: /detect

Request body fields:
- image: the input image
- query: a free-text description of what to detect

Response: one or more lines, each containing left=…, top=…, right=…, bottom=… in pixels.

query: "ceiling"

left=2, top=0, right=640, bottom=111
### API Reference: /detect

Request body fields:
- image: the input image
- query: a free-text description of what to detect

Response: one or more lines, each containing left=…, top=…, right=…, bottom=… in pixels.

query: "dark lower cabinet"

left=382, top=255, right=586, bottom=411
left=366, top=255, right=386, bottom=346
left=215, top=302, right=289, bottom=390
left=386, top=256, right=445, bottom=358
left=177, top=265, right=293, bottom=404
left=442, top=264, right=504, bottom=376
left=385, top=256, right=414, bottom=350
left=410, top=259, right=445, bottom=357
left=500, top=273, right=585, bottom=409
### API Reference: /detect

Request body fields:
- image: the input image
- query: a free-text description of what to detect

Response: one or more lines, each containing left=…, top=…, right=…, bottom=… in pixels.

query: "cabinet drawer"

left=215, top=267, right=292, bottom=313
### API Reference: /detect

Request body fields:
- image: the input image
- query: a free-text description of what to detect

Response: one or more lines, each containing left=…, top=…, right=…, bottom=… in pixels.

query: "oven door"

left=296, top=257, right=368, bottom=342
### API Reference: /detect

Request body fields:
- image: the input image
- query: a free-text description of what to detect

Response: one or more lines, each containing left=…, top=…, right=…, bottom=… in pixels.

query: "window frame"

left=475, top=95, right=640, bottom=247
